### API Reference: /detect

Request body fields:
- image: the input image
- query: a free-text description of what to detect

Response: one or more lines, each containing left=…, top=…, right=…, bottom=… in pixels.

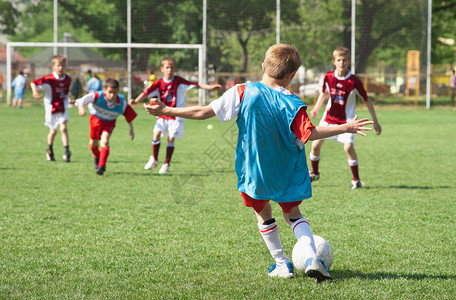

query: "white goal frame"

left=6, top=42, right=206, bottom=105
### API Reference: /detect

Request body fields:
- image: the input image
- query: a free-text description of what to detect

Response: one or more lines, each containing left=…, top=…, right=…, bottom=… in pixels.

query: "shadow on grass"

left=388, top=185, right=452, bottom=190
left=360, top=185, right=453, bottom=190
left=109, top=171, right=210, bottom=177
left=312, top=184, right=453, bottom=192
left=329, top=269, right=456, bottom=281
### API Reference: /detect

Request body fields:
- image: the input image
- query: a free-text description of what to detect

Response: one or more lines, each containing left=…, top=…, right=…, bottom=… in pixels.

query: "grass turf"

left=0, top=104, right=455, bottom=299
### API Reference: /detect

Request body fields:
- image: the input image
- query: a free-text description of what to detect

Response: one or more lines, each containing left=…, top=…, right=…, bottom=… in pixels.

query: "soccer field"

left=0, top=104, right=455, bottom=298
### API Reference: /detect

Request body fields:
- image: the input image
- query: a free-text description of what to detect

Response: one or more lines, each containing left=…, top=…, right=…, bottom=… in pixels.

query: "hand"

left=144, top=99, right=167, bottom=116
left=374, top=122, right=382, bottom=135
left=78, top=107, right=86, bottom=116
left=33, top=92, right=42, bottom=100
left=345, top=115, right=373, bottom=136
left=211, top=84, right=222, bottom=90
left=128, top=98, right=135, bottom=105
left=310, top=109, right=318, bottom=119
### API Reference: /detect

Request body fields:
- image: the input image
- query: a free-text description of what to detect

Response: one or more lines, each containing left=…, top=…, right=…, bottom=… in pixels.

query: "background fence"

left=2, top=0, right=455, bottom=106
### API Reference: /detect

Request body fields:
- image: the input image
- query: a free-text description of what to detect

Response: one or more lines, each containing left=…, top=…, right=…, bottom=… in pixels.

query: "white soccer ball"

left=292, top=235, right=333, bottom=271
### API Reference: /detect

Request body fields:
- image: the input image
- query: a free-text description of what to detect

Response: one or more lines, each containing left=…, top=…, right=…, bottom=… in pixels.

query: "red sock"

left=164, top=146, right=175, bottom=164
left=99, top=147, right=110, bottom=167
left=311, top=160, right=320, bottom=175
left=152, top=142, right=160, bottom=161
left=350, top=165, right=360, bottom=181
left=89, top=143, right=100, bottom=158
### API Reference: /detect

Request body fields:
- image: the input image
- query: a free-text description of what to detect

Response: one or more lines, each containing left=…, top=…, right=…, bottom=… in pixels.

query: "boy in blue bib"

left=144, top=44, right=373, bottom=281
left=75, top=79, right=137, bottom=175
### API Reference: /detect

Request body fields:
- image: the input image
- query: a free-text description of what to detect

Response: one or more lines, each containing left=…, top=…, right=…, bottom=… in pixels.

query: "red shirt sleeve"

left=123, top=104, right=137, bottom=123
left=354, top=77, right=369, bottom=101
left=143, top=80, right=159, bottom=96
left=291, top=107, right=315, bottom=144
left=31, top=76, right=47, bottom=86
left=237, top=84, right=246, bottom=102
left=175, top=76, right=198, bottom=86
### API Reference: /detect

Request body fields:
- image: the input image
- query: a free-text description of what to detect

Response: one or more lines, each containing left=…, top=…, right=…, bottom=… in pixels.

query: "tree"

left=432, top=0, right=456, bottom=64
left=0, top=2, right=19, bottom=36
left=208, top=0, right=278, bottom=72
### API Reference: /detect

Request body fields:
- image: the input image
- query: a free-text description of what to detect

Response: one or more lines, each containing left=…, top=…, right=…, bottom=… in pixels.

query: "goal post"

left=6, top=42, right=205, bottom=105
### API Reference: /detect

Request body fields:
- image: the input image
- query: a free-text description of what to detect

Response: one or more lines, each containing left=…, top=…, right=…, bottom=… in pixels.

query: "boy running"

left=75, top=78, right=137, bottom=175
left=144, top=44, right=373, bottom=281
left=30, top=55, right=72, bottom=162
left=309, top=47, right=382, bottom=189
left=130, top=57, right=221, bottom=174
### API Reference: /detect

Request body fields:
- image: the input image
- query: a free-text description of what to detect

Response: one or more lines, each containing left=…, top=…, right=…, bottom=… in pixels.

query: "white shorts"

left=44, top=102, right=69, bottom=131
left=318, top=119, right=354, bottom=144
left=154, top=118, right=184, bottom=139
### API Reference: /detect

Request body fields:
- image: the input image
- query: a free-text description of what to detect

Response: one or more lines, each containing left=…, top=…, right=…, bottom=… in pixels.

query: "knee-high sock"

left=152, top=140, right=160, bottom=161
left=291, top=218, right=317, bottom=260
left=348, top=159, right=359, bottom=180
left=89, top=143, right=100, bottom=158
left=258, top=222, right=289, bottom=266
left=99, top=147, right=110, bottom=167
left=309, top=153, right=320, bottom=175
left=164, top=143, right=175, bottom=164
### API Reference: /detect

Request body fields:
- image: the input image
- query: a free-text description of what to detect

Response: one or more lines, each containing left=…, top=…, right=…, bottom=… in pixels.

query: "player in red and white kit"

left=130, top=57, right=221, bottom=174
left=30, top=55, right=72, bottom=162
left=309, top=47, right=382, bottom=189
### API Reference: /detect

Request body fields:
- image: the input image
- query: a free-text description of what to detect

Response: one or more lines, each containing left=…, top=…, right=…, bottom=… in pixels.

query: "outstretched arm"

left=74, top=93, right=96, bottom=116
left=129, top=92, right=147, bottom=105
left=144, top=99, right=215, bottom=120
left=197, top=83, right=222, bottom=91
left=308, top=115, right=373, bottom=141
left=365, top=99, right=382, bottom=135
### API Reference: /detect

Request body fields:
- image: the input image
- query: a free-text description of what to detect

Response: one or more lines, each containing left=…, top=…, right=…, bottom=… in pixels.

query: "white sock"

left=291, top=218, right=317, bottom=260
left=258, top=222, right=289, bottom=266
left=348, top=159, right=358, bottom=166
left=309, top=153, right=320, bottom=161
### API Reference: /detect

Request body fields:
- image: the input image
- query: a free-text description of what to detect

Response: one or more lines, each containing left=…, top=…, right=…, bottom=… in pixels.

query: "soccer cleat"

left=305, top=258, right=332, bottom=282
left=46, top=149, right=55, bottom=162
left=309, top=172, right=320, bottom=182
left=268, top=262, right=295, bottom=279
left=350, top=180, right=365, bottom=189
left=159, top=163, right=169, bottom=174
left=63, top=151, right=71, bottom=163
left=144, top=156, right=158, bottom=170
left=96, top=165, right=106, bottom=176
left=94, top=157, right=100, bottom=170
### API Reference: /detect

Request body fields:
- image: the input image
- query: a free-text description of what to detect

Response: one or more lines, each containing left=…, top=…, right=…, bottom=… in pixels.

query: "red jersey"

left=321, top=70, right=368, bottom=125
left=143, top=76, right=198, bottom=120
left=32, top=72, right=72, bottom=114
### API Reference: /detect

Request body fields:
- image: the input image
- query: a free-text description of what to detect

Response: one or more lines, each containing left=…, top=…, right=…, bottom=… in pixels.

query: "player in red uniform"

left=309, top=47, right=382, bottom=189
left=30, top=55, right=72, bottom=162
left=130, top=57, right=221, bottom=174
left=75, top=78, right=137, bottom=175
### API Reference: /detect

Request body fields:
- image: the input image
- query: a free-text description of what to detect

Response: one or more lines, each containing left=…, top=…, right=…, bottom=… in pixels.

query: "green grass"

left=0, top=104, right=455, bottom=299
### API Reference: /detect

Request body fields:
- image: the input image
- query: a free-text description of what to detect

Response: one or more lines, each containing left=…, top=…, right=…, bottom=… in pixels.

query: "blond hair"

left=51, top=55, right=67, bottom=66
left=262, top=44, right=302, bottom=79
left=161, top=57, right=176, bottom=66
left=333, top=47, right=350, bottom=60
